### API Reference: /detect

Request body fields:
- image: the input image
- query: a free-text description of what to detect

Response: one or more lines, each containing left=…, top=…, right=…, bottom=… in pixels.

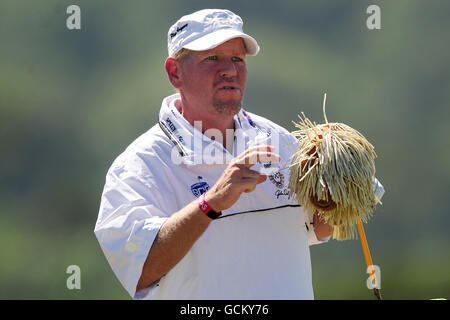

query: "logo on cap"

left=170, top=23, right=188, bottom=39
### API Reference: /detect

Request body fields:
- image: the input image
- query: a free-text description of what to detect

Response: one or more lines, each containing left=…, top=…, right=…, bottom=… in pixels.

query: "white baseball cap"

left=167, top=9, right=260, bottom=57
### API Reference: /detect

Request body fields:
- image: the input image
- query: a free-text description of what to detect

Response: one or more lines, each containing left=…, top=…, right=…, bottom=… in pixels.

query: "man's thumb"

left=257, top=174, right=267, bottom=184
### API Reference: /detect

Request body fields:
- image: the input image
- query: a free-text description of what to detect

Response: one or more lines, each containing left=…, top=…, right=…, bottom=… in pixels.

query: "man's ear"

left=165, top=57, right=182, bottom=89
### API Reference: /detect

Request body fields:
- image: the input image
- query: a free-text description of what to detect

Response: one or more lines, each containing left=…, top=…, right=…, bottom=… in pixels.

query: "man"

left=94, top=9, right=333, bottom=300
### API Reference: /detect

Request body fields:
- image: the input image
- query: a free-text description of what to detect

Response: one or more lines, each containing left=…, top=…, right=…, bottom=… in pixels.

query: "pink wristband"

left=198, top=193, right=222, bottom=220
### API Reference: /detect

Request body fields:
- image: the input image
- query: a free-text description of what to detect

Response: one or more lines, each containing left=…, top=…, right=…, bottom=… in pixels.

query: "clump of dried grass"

left=289, top=95, right=380, bottom=240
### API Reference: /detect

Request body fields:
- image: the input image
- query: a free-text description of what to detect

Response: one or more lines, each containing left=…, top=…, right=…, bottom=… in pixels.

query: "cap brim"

left=182, top=29, right=260, bottom=56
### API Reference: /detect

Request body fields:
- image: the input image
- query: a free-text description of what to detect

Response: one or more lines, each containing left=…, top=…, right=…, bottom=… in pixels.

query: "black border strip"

left=218, top=204, right=301, bottom=219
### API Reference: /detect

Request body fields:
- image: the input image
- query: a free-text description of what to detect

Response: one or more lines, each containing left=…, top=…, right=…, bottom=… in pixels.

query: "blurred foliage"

left=0, top=0, right=449, bottom=299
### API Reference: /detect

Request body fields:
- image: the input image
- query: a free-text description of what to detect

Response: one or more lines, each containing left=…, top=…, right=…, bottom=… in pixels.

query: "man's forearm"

left=136, top=199, right=212, bottom=292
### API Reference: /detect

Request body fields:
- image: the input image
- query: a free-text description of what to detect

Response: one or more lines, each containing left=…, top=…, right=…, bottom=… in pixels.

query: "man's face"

left=178, top=38, right=248, bottom=117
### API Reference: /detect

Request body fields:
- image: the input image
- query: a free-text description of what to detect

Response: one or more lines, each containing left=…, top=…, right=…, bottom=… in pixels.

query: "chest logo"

left=269, top=172, right=285, bottom=189
left=190, top=176, right=210, bottom=197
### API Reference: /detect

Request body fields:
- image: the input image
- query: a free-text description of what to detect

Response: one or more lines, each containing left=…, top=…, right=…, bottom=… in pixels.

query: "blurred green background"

left=1, top=0, right=449, bottom=299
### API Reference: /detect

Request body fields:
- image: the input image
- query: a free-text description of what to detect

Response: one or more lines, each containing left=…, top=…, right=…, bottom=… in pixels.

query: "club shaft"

left=356, top=220, right=382, bottom=300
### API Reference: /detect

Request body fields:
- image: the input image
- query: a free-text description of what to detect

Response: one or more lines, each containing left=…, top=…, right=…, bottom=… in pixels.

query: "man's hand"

left=206, top=145, right=280, bottom=212
left=313, top=211, right=334, bottom=240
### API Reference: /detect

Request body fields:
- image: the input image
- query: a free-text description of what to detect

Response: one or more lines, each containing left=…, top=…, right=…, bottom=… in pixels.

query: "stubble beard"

left=212, top=97, right=242, bottom=116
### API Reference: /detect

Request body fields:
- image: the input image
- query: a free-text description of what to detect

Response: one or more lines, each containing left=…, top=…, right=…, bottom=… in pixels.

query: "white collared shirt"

left=94, top=93, right=330, bottom=300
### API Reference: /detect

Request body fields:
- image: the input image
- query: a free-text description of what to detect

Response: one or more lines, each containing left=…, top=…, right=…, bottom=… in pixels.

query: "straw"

left=288, top=94, right=380, bottom=240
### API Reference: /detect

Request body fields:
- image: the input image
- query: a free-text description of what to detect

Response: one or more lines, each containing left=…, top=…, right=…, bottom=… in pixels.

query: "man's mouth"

left=217, top=84, right=240, bottom=92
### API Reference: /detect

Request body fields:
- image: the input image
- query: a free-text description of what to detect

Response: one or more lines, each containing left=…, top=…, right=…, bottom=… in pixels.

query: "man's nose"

left=219, top=60, right=238, bottom=78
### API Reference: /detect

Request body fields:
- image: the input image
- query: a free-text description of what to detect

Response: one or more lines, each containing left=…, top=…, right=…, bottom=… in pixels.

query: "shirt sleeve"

left=94, top=160, right=171, bottom=299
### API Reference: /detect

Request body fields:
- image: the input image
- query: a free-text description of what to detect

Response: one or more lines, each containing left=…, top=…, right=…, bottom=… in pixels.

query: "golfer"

left=94, top=8, right=333, bottom=299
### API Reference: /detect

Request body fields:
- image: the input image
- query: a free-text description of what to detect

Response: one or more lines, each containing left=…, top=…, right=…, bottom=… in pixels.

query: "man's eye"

left=207, top=56, right=218, bottom=61
left=232, top=57, right=243, bottom=62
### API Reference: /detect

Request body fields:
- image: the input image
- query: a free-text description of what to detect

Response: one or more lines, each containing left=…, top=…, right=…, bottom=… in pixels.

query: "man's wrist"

left=198, top=192, right=222, bottom=219
left=204, top=191, right=224, bottom=212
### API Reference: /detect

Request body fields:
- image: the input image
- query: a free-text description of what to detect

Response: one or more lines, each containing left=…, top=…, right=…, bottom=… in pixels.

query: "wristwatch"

left=198, top=193, right=222, bottom=220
